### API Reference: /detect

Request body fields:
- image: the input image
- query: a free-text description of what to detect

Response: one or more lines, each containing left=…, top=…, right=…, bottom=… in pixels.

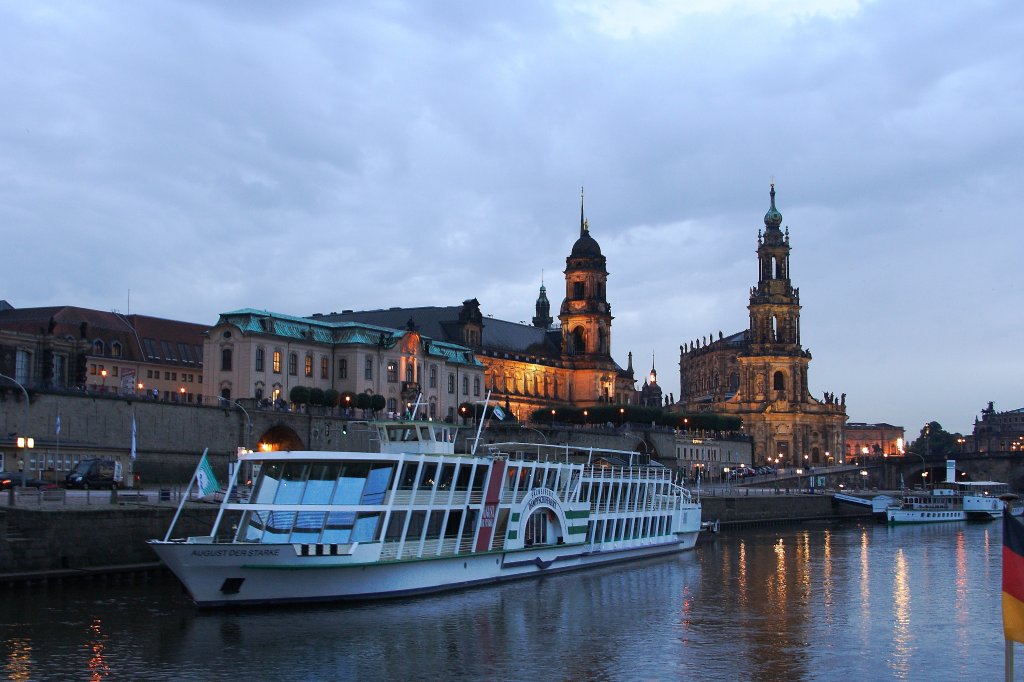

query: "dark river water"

left=1, top=521, right=1016, bottom=681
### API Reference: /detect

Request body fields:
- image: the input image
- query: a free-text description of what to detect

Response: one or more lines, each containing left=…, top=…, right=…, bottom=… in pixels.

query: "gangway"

left=833, top=492, right=873, bottom=507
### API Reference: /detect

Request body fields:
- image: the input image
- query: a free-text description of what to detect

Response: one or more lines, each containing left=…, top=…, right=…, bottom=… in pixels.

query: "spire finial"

left=580, top=186, right=587, bottom=236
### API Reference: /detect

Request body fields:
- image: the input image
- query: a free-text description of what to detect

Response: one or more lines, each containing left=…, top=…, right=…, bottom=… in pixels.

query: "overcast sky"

left=2, top=1, right=1021, bottom=435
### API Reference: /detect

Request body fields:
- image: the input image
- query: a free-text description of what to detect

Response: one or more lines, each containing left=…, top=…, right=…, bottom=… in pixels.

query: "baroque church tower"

left=676, top=185, right=846, bottom=466
left=739, top=183, right=811, bottom=404
left=559, top=191, right=612, bottom=360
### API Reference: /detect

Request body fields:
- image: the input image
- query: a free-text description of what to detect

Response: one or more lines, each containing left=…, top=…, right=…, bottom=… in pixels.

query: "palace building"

left=203, top=309, right=484, bottom=423
left=675, top=185, right=847, bottom=466
left=316, top=197, right=636, bottom=420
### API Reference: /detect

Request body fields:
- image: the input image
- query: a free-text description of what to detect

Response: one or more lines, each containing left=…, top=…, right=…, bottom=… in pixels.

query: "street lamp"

left=551, top=409, right=556, bottom=428
left=100, top=369, right=108, bottom=392
left=619, top=407, right=625, bottom=426
left=582, top=409, right=588, bottom=426
left=218, top=396, right=253, bottom=450
left=179, top=387, right=186, bottom=403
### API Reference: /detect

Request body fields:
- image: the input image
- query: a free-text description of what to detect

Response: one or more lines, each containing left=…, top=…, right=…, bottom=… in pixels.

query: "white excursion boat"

left=885, top=460, right=1021, bottom=524
left=149, top=419, right=702, bottom=607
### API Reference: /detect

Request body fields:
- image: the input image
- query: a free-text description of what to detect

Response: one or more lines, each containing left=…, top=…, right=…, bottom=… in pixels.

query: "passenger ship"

left=149, top=419, right=702, bottom=607
left=884, top=459, right=1020, bottom=524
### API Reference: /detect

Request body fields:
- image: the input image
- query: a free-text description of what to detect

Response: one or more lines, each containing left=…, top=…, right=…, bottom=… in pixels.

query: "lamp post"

left=909, top=451, right=927, bottom=488
left=550, top=409, right=556, bottom=428
left=619, top=407, right=625, bottom=426
left=179, top=387, right=186, bottom=403
left=218, top=396, right=253, bottom=450
left=520, top=425, right=548, bottom=444
left=582, top=409, right=588, bottom=427
left=100, top=369, right=108, bottom=393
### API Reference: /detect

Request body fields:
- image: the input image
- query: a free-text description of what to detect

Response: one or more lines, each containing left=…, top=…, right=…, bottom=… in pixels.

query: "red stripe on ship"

left=475, top=460, right=506, bottom=552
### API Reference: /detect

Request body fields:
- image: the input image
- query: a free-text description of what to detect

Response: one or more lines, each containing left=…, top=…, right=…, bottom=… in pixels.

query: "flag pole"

left=163, top=448, right=206, bottom=542
left=1006, top=639, right=1013, bottom=682
left=210, top=460, right=242, bottom=540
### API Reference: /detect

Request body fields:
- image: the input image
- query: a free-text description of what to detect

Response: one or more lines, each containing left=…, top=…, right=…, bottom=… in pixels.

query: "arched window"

left=773, top=371, right=785, bottom=391
left=571, top=327, right=586, bottom=355
left=729, top=372, right=739, bottom=392
left=221, top=348, right=233, bottom=371
left=429, top=365, right=437, bottom=388
left=406, top=363, right=414, bottom=383
left=92, top=339, right=105, bottom=356
left=111, top=341, right=122, bottom=358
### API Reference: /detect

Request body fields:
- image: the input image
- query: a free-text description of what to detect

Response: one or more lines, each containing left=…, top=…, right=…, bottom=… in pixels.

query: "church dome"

left=570, top=228, right=603, bottom=258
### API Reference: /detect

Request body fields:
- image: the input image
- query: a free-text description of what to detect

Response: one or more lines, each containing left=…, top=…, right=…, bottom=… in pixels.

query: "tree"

left=289, top=386, right=310, bottom=405
left=909, top=421, right=963, bottom=457
left=369, top=394, right=386, bottom=416
left=324, top=389, right=340, bottom=411
left=354, top=392, right=371, bottom=413
left=309, top=388, right=325, bottom=407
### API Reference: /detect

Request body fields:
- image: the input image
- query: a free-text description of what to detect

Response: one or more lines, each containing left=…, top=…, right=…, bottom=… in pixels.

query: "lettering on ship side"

left=190, top=548, right=282, bottom=558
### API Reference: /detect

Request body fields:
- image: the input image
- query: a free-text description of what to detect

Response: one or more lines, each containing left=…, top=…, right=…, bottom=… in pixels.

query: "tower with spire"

left=559, top=188, right=612, bottom=360
left=532, top=273, right=553, bottom=329
left=675, top=184, right=846, bottom=466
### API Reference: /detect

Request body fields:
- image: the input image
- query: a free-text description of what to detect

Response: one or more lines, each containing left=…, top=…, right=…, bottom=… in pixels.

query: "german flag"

left=1003, top=512, right=1024, bottom=642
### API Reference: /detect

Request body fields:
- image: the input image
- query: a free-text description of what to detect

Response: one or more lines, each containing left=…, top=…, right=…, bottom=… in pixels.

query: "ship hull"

left=149, top=532, right=700, bottom=607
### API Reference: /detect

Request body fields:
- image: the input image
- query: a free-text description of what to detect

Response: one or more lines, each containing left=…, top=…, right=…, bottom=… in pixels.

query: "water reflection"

left=0, top=522, right=1011, bottom=680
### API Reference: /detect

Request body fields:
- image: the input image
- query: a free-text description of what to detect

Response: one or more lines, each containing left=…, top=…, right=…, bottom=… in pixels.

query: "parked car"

left=65, top=458, right=121, bottom=490
left=0, top=471, right=56, bottom=490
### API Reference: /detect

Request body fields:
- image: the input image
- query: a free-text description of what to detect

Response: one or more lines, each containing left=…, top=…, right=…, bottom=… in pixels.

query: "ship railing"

left=389, top=489, right=475, bottom=507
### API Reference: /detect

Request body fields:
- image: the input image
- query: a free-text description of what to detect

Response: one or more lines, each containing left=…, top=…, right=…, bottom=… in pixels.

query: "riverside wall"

left=0, top=505, right=218, bottom=574
left=0, top=494, right=871, bottom=577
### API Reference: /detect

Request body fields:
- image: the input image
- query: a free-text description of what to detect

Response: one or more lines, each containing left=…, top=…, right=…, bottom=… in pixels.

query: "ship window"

left=455, top=464, right=473, bottom=491
left=418, top=463, right=439, bottom=490
left=262, top=511, right=296, bottom=543
left=425, top=511, right=445, bottom=539
left=240, top=510, right=269, bottom=542
left=353, top=513, right=382, bottom=542
left=444, top=510, right=463, bottom=538
left=406, top=511, right=427, bottom=541
left=334, top=462, right=371, bottom=504
left=290, top=512, right=326, bottom=544
left=505, top=467, right=519, bottom=491
left=322, top=511, right=356, bottom=544
left=274, top=462, right=309, bottom=505
left=398, top=462, right=419, bottom=490
left=471, top=466, right=489, bottom=493
left=252, top=463, right=284, bottom=504
left=462, top=509, right=478, bottom=541
left=384, top=511, right=407, bottom=542
left=302, top=463, right=340, bottom=505
left=438, top=464, right=456, bottom=490
left=360, top=464, right=394, bottom=504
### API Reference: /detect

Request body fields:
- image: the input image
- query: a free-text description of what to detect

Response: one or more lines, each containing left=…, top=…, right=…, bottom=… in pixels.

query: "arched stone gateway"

left=258, top=424, right=304, bottom=451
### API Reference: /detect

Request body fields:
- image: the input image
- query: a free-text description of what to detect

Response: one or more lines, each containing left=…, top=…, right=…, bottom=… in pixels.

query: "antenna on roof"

left=127, top=289, right=131, bottom=316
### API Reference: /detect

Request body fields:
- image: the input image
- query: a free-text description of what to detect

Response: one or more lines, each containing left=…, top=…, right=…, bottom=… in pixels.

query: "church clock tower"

left=559, top=191, right=612, bottom=360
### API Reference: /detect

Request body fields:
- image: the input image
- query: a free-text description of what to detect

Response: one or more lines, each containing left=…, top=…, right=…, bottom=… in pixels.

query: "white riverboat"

left=149, top=419, right=702, bottom=607
left=885, top=459, right=1021, bottom=524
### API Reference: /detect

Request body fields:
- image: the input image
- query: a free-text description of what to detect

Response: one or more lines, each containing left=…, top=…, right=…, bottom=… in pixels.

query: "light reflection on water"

left=0, top=522, right=1013, bottom=681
